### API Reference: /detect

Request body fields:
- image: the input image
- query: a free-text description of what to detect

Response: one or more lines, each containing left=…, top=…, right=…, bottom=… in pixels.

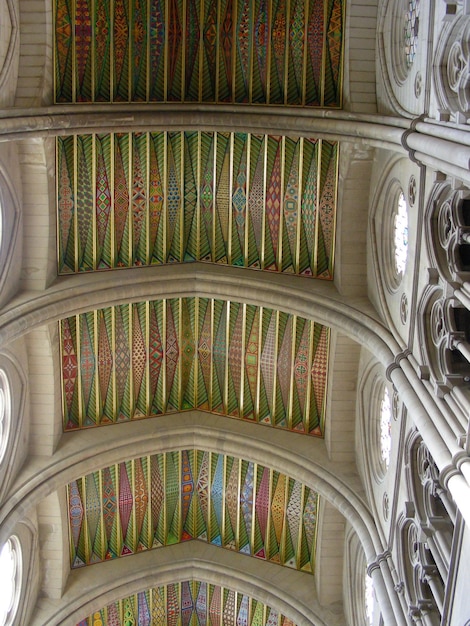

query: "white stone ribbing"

left=30, top=542, right=348, bottom=626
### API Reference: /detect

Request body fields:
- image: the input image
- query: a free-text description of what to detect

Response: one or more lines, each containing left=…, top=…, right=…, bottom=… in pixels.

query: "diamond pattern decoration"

left=60, top=298, right=329, bottom=436
left=56, top=0, right=343, bottom=105
left=57, top=132, right=337, bottom=279
left=68, top=450, right=319, bottom=573
left=77, top=581, right=298, bottom=626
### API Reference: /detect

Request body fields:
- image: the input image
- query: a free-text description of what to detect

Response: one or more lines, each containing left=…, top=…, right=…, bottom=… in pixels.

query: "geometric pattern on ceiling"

left=61, top=298, right=329, bottom=435
left=57, top=133, right=338, bottom=278
left=68, top=449, right=319, bottom=572
left=77, top=581, right=297, bottom=626
left=55, top=0, right=343, bottom=106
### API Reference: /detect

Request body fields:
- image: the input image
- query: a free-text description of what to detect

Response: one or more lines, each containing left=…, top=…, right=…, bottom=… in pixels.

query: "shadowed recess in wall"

left=60, top=297, right=329, bottom=434
left=57, top=132, right=338, bottom=278
left=68, top=449, right=319, bottom=571
left=77, top=581, right=298, bottom=626
left=54, top=0, right=344, bottom=106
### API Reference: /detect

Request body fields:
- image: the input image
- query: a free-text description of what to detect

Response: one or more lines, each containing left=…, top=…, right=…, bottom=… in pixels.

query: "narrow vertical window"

left=365, top=571, right=375, bottom=626
left=394, top=192, right=408, bottom=277
left=380, top=387, right=392, bottom=469
left=404, top=0, right=420, bottom=68
left=0, top=537, right=21, bottom=626
left=0, top=370, right=10, bottom=464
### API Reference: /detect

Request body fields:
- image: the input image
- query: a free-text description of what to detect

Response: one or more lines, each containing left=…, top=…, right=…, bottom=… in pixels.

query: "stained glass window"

left=394, top=192, right=408, bottom=276
left=0, top=537, right=21, bottom=626
left=404, top=0, right=420, bottom=68
left=380, top=387, right=392, bottom=468
left=0, top=370, right=10, bottom=464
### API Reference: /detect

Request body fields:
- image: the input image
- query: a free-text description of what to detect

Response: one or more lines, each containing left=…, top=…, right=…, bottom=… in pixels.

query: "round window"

left=394, top=192, right=408, bottom=277
left=0, top=369, right=10, bottom=464
left=0, top=536, right=21, bottom=626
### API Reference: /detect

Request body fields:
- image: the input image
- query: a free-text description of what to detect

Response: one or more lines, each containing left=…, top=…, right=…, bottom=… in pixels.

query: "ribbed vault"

left=0, top=1, right=389, bottom=625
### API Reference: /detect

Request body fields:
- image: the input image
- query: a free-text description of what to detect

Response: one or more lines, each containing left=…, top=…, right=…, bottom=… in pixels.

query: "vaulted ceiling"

left=50, top=2, right=347, bottom=624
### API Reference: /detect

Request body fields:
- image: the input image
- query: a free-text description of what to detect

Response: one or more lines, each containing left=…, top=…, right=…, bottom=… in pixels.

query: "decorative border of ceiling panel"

left=68, top=449, right=319, bottom=572
left=60, top=297, right=329, bottom=434
left=57, top=132, right=337, bottom=277
left=77, top=581, right=297, bottom=626
left=55, top=0, right=344, bottom=106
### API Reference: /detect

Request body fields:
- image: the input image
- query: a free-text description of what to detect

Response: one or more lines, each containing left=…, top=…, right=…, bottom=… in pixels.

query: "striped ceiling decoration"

left=77, top=581, right=297, bottom=626
left=54, top=0, right=344, bottom=106
left=68, top=449, right=319, bottom=572
left=60, top=297, right=330, bottom=435
left=57, top=132, right=338, bottom=278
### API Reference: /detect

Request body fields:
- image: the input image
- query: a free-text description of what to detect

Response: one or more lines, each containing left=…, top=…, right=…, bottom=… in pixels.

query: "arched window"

left=394, top=191, right=408, bottom=277
left=380, top=387, right=392, bottom=469
left=0, top=536, right=21, bottom=626
left=0, top=369, right=10, bottom=464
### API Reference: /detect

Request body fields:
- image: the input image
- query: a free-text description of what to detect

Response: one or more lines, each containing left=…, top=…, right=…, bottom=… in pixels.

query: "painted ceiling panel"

left=55, top=0, right=344, bottom=105
left=68, top=449, right=319, bottom=572
left=57, top=132, right=337, bottom=277
left=60, top=297, right=330, bottom=434
left=77, top=580, right=297, bottom=626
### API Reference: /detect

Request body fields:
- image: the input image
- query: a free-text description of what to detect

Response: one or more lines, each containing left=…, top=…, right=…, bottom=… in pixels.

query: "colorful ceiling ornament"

left=67, top=449, right=319, bottom=572
left=57, top=132, right=338, bottom=278
left=55, top=0, right=344, bottom=106
left=60, top=297, right=329, bottom=434
left=77, top=581, right=297, bottom=626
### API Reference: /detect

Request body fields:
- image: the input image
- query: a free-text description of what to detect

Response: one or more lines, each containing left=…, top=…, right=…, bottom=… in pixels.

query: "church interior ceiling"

left=54, top=0, right=343, bottom=106
left=76, top=581, right=297, bottom=626
left=53, top=0, right=343, bottom=617
left=60, top=298, right=330, bottom=434
left=67, top=449, right=319, bottom=571
left=57, top=132, right=338, bottom=278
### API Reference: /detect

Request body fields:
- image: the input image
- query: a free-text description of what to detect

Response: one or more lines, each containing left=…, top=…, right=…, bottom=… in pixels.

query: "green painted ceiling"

left=55, top=0, right=344, bottom=611
left=61, top=297, right=330, bottom=434
left=68, top=449, right=319, bottom=571
left=77, top=581, right=297, bottom=626
left=57, top=132, right=338, bottom=277
left=55, top=0, right=344, bottom=105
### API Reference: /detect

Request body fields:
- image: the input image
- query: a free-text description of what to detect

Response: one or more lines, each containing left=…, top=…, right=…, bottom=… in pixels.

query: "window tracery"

left=420, top=180, right=470, bottom=405
left=376, top=178, right=411, bottom=295
left=396, top=436, right=455, bottom=624
left=435, top=9, right=470, bottom=121
left=404, top=0, right=420, bottom=68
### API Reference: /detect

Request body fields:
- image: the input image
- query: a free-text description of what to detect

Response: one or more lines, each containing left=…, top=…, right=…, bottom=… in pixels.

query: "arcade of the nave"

left=1, top=1, right=470, bottom=625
